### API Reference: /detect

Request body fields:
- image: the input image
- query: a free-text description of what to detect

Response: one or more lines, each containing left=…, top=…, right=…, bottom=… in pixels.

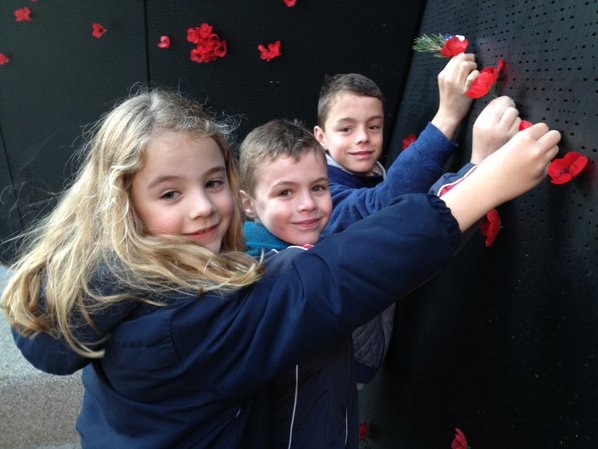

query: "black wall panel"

left=0, top=0, right=149, bottom=261
left=0, top=0, right=425, bottom=262
left=144, top=0, right=424, bottom=146
left=360, top=1, right=598, bottom=448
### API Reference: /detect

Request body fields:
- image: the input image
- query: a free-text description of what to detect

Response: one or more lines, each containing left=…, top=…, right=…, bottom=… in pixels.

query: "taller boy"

left=313, top=53, right=479, bottom=384
left=314, top=53, right=479, bottom=237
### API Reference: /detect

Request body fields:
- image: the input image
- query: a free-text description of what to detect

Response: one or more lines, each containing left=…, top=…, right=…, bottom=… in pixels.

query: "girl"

left=2, top=88, right=560, bottom=449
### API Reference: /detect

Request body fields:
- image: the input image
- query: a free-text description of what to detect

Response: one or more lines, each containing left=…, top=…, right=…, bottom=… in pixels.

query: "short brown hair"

left=238, top=118, right=326, bottom=195
left=317, top=73, right=384, bottom=127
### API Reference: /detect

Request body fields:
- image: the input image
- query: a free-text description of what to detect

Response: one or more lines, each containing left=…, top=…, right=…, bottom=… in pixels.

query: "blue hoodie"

left=12, top=194, right=461, bottom=449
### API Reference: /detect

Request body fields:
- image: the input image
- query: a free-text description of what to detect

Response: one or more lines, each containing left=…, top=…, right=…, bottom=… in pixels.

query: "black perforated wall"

left=360, top=1, right=598, bottom=448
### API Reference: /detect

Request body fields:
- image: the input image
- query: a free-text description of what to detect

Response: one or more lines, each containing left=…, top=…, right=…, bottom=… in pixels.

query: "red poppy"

left=92, top=23, right=107, bottom=39
left=548, top=151, right=589, bottom=185
left=402, top=133, right=417, bottom=149
left=187, top=24, right=215, bottom=44
left=0, top=54, right=10, bottom=65
left=519, top=119, right=533, bottom=130
left=158, top=35, right=171, bottom=49
left=358, top=422, right=369, bottom=441
left=440, top=35, right=469, bottom=57
left=258, top=40, right=282, bottom=61
left=187, top=24, right=227, bottom=63
left=480, top=208, right=501, bottom=247
left=466, top=58, right=505, bottom=99
left=452, top=428, right=468, bottom=449
left=284, top=0, right=297, bottom=6
left=15, top=7, right=32, bottom=22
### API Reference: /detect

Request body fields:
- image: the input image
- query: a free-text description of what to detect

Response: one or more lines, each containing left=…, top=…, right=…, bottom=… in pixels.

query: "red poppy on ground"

left=0, top=54, right=10, bottom=65
left=92, top=23, right=107, bottom=39
left=440, top=35, right=469, bottom=57
left=15, top=7, right=32, bottom=22
left=258, top=41, right=282, bottom=61
left=548, top=151, right=589, bottom=185
left=187, top=24, right=227, bottom=63
left=402, top=133, right=417, bottom=149
left=158, top=35, right=171, bottom=49
left=358, top=422, right=369, bottom=441
left=466, top=58, right=505, bottom=99
left=519, top=119, right=533, bottom=130
left=480, top=208, right=501, bottom=247
left=452, top=428, right=469, bottom=449
left=284, top=0, right=297, bottom=6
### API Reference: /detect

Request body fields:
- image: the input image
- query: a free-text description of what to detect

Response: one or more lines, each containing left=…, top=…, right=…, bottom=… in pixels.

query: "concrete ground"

left=0, top=266, right=82, bottom=449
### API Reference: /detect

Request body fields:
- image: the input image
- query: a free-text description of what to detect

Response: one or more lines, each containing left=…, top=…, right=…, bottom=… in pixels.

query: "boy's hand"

left=431, top=53, right=478, bottom=139
left=471, top=96, right=521, bottom=164
left=442, top=124, right=561, bottom=231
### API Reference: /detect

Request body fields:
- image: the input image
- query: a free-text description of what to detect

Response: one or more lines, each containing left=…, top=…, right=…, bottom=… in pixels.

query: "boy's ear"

left=313, top=125, right=327, bottom=148
left=239, top=190, right=258, bottom=219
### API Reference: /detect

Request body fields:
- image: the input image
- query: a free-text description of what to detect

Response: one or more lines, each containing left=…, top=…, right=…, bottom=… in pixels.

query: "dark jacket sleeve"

left=168, top=194, right=462, bottom=395
left=12, top=288, right=138, bottom=375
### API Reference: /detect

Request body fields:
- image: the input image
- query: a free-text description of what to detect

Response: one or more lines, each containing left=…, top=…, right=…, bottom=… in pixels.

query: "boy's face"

left=131, top=131, right=233, bottom=255
left=241, top=149, right=332, bottom=246
left=314, top=92, right=384, bottom=175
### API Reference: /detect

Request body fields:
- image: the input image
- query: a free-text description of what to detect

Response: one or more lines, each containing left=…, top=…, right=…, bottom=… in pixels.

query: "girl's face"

left=131, top=131, right=233, bottom=254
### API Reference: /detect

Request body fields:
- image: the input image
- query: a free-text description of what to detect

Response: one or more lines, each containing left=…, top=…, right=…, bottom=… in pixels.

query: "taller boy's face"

left=242, top=149, right=332, bottom=246
left=314, top=92, right=384, bottom=175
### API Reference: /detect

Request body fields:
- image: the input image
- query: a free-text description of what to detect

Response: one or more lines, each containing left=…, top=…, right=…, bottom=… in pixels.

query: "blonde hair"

left=2, top=87, right=263, bottom=357
left=239, top=118, right=326, bottom=195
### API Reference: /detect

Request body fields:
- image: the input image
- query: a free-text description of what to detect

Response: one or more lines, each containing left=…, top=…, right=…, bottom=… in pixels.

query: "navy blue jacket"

left=323, top=122, right=458, bottom=383
left=13, top=194, right=461, bottom=449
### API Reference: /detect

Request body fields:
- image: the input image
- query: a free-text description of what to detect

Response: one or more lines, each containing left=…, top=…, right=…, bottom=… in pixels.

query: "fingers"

left=464, top=69, right=480, bottom=91
left=475, top=96, right=517, bottom=125
left=438, top=53, right=478, bottom=90
left=498, top=106, right=521, bottom=135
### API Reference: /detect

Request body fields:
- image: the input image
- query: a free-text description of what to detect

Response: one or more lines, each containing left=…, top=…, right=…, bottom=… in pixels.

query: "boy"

left=239, top=119, right=331, bottom=257
left=238, top=95, right=523, bottom=447
left=312, top=53, right=481, bottom=386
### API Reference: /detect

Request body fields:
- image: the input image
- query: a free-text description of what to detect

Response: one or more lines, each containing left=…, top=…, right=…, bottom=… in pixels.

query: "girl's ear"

left=239, top=190, right=258, bottom=220
left=313, top=125, right=327, bottom=148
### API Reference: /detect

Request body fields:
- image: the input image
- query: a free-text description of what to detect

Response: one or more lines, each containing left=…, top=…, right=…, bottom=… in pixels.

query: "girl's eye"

left=160, top=190, right=180, bottom=200
left=278, top=189, right=292, bottom=198
left=206, top=179, right=225, bottom=190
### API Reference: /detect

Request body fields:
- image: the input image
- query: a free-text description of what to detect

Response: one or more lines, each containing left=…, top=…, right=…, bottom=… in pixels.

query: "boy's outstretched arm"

left=431, top=53, right=479, bottom=139
left=442, top=123, right=561, bottom=231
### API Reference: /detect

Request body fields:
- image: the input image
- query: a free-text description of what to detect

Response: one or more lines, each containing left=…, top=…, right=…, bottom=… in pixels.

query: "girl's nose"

left=189, top=190, right=215, bottom=219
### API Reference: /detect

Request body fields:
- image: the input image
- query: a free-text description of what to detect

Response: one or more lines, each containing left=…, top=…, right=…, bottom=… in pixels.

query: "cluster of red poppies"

left=407, top=33, right=591, bottom=247
left=1, top=0, right=296, bottom=66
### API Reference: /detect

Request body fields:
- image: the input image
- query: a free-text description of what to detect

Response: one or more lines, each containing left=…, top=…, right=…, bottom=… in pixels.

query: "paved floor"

left=0, top=265, right=82, bottom=449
